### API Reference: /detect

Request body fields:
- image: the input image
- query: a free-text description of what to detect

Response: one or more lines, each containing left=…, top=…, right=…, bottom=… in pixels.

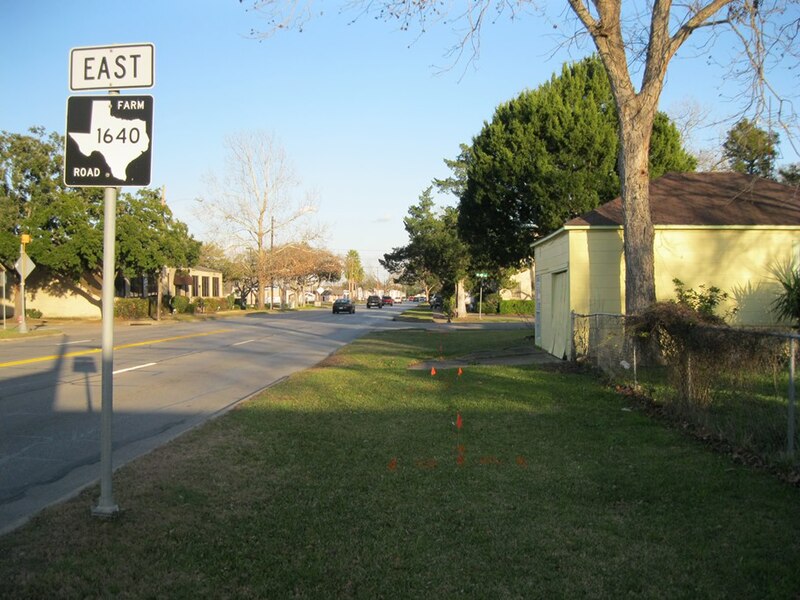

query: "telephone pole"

left=269, top=215, right=274, bottom=310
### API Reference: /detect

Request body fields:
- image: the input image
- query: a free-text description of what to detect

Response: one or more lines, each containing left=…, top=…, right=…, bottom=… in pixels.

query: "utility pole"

left=269, top=215, right=274, bottom=310
left=156, top=186, right=166, bottom=321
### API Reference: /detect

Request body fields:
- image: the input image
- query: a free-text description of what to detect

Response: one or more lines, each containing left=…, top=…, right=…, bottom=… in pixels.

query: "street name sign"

left=64, top=95, right=153, bottom=187
left=70, top=43, right=154, bottom=91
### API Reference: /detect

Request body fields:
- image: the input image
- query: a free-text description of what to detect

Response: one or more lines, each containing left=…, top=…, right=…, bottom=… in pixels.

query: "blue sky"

left=3, top=1, right=797, bottom=277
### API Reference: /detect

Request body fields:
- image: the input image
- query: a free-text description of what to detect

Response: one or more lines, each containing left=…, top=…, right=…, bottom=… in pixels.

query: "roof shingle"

left=566, top=172, right=800, bottom=227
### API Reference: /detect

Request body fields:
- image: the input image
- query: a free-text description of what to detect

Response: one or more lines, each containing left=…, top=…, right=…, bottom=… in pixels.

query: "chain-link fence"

left=572, top=312, right=799, bottom=467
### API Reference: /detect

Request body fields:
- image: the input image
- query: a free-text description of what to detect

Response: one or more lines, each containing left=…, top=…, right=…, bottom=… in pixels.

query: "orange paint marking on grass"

left=415, top=458, right=438, bottom=469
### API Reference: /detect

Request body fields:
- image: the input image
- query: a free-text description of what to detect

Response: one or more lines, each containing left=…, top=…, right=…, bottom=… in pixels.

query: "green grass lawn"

left=0, top=325, right=60, bottom=340
left=397, top=303, right=434, bottom=322
left=2, top=329, right=799, bottom=598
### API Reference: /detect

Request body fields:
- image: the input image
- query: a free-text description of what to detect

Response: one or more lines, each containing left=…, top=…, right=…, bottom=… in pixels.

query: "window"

left=192, top=275, right=199, bottom=297
left=202, top=276, right=209, bottom=297
left=212, top=277, right=220, bottom=297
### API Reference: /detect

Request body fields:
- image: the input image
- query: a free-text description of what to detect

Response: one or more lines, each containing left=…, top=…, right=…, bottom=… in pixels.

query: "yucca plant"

left=770, top=262, right=800, bottom=327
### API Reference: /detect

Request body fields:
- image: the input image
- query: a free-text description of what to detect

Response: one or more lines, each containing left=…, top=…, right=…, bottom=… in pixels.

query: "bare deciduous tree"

left=196, top=131, right=318, bottom=309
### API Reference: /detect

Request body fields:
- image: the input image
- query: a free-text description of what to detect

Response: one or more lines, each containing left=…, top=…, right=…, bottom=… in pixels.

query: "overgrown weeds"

left=630, top=302, right=796, bottom=465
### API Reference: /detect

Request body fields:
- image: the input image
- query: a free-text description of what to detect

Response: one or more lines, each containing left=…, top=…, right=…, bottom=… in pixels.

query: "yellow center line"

left=0, top=329, right=233, bottom=369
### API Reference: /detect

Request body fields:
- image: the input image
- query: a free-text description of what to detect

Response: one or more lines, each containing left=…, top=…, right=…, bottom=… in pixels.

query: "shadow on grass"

left=2, top=331, right=799, bottom=598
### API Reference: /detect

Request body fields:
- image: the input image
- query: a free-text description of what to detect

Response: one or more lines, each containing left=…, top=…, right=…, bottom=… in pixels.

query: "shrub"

left=114, top=298, right=149, bottom=319
left=199, top=297, right=227, bottom=313
left=770, top=262, right=800, bottom=327
left=172, top=296, right=194, bottom=314
left=499, top=299, right=535, bottom=315
left=477, top=293, right=500, bottom=314
left=631, top=302, right=778, bottom=407
left=25, top=307, right=43, bottom=319
left=442, top=297, right=455, bottom=319
left=673, top=278, right=733, bottom=320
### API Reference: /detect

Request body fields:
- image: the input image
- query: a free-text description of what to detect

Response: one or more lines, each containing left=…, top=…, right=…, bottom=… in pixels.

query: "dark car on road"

left=381, top=296, right=394, bottom=306
left=366, top=295, right=382, bottom=309
left=332, top=298, right=356, bottom=314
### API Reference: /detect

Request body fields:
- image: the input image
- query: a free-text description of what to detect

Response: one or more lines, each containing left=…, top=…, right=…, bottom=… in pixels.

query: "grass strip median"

left=1, top=328, right=799, bottom=598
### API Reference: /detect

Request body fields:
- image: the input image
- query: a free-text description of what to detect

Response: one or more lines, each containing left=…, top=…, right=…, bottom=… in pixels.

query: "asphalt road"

left=0, top=303, right=413, bottom=534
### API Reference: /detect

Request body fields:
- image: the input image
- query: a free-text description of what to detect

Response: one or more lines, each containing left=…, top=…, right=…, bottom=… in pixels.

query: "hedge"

left=114, top=298, right=150, bottom=319
left=115, top=296, right=235, bottom=319
left=499, top=299, right=535, bottom=315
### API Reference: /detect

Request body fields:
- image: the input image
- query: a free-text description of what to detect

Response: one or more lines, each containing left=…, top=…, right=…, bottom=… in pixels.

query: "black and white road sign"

left=64, top=95, right=153, bottom=187
left=70, top=43, right=154, bottom=91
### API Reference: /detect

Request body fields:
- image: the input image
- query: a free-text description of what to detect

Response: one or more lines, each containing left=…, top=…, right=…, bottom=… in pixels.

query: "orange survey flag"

left=456, top=412, right=463, bottom=430
left=457, top=367, right=463, bottom=376
left=431, top=367, right=437, bottom=376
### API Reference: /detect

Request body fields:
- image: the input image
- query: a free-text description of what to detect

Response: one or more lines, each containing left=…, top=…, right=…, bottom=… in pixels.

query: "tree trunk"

left=455, top=278, right=467, bottom=319
left=617, top=107, right=657, bottom=315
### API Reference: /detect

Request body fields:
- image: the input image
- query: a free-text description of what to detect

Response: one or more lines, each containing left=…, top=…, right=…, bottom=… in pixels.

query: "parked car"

left=366, top=295, right=382, bottom=309
left=332, top=298, right=356, bottom=314
left=381, top=295, right=394, bottom=306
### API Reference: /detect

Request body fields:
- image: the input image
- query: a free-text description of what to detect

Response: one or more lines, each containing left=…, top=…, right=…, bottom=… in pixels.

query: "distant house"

left=532, top=172, right=800, bottom=358
left=166, top=266, right=223, bottom=300
left=20, top=266, right=224, bottom=319
left=500, top=267, right=534, bottom=301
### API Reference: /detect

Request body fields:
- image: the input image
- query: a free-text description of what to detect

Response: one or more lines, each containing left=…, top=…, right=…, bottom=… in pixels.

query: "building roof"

left=566, top=172, right=800, bottom=227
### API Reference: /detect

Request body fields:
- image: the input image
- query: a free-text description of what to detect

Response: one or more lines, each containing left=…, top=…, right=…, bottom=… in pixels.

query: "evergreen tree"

left=722, top=118, right=779, bottom=179
left=381, top=188, right=469, bottom=303
left=457, top=55, right=696, bottom=269
left=778, top=163, right=800, bottom=186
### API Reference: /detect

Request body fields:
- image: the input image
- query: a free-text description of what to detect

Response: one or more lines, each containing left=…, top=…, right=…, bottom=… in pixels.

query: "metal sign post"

left=92, top=181, right=120, bottom=517
left=15, top=235, right=33, bottom=333
left=476, top=272, right=488, bottom=320
left=67, top=43, right=155, bottom=519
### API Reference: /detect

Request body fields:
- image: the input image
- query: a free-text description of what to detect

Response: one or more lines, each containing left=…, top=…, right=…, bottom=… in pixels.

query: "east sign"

left=69, top=43, right=154, bottom=91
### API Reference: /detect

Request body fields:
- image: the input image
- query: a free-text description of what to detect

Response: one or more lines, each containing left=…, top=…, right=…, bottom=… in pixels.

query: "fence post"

left=789, top=337, right=796, bottom=459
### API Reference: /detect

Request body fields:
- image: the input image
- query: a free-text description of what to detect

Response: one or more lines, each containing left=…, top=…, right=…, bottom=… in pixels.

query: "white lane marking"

left=113, top=362, right=156, bottom=375
left=232, top=339, right=256, bottom=346
left=57, top=339, right=93, bottom=345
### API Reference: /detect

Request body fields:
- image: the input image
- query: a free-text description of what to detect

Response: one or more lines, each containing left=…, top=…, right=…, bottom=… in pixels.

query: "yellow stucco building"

left=533, top=172, right=800, bottom=358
